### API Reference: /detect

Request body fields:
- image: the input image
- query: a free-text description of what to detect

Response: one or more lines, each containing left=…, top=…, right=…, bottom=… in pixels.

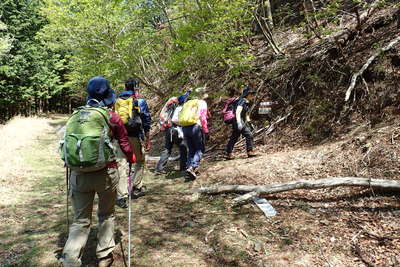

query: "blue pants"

left=182, top=124, right=204, bottom=169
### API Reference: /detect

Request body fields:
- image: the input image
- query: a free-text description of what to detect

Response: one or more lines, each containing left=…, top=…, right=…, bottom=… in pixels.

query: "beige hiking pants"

left=60, top=167, right=118, bottom=267
left=117, top=136, right=145, bottom=199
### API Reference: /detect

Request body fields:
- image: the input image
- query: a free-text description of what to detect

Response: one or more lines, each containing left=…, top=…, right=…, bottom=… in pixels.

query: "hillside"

left=203, top=5, right=400, bottom=149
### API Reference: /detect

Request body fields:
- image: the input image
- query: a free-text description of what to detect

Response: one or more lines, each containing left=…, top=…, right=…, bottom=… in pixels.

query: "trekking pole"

left=127, top=163, right=133, bottom=267
left=65, top=166, right=70, bottom=234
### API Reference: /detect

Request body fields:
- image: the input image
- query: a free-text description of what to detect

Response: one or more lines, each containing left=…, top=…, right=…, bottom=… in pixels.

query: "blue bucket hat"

left=177, top=89, right=192, bottom=104
left=86, top=76, right=116, bottom=107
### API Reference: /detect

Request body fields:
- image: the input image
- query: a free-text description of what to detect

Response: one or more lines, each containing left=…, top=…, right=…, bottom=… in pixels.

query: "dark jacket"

left=234, top=97, right=250, bottom=123
left=118, top=91, right=152, bottom=139
left=128, top=98, right=152, bottom=139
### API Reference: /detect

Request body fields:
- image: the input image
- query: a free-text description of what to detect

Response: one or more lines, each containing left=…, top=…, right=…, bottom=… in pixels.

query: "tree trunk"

left=254, top=0, right=283, bottom=55
left=190, top=177, right=400, bottom=195
left=264, top=0, right=273, bottom=29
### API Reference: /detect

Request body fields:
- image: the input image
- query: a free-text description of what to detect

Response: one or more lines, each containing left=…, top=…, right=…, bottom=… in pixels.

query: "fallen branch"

left=345, top=35, right=400, bottom=102
left=264, top=110, right=292, bottom=136
left=233, top=191, right=260, bottom=203
left=190, top=177, right=400, bottom=195
left=236, top=109, right=292, bottom=148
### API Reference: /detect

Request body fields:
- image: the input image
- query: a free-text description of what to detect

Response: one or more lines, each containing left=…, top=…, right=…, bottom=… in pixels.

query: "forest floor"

left=0, top=116, right=399, bottom=267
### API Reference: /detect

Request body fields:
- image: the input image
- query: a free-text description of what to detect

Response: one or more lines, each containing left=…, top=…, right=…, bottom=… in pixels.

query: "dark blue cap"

left=86, top=76, right=116, bottom=107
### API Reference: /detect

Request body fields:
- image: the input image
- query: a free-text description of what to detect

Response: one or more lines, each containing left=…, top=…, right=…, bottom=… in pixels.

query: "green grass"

left=0, top=117, right=67, bottom=267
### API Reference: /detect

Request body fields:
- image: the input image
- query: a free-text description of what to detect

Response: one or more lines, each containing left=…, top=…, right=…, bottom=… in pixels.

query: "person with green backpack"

left=59, top=76, right=136, bottom=267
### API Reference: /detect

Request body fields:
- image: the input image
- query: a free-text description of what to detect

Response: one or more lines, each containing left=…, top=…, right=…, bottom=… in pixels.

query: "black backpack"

left=126, top=99, right=142, bottom=134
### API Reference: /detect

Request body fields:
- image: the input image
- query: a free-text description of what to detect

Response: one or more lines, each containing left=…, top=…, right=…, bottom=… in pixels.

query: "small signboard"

left=258, top=101, right=275, bottom=115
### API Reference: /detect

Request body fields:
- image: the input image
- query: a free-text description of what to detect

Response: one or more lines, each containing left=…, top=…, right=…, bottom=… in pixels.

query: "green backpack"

left=60, top=106, right=115, bottom=172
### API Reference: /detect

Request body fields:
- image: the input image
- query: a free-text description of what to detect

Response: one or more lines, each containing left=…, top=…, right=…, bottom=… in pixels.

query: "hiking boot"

left=98, top=253, right=113, bottom=267
left=185, top=167, right=197, bottom=181
left=116, top=198, right=128, bottom=209
left=131, top=186, right=147, bottom=199
left=225, top=153, right=234, bottom=160
left=247, top=150, right=257, bottom=158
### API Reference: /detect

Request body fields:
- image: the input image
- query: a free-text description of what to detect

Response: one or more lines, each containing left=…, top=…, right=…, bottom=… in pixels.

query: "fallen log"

left=190, top=177, right=400, bottom=195
left=232, top=191, right=260, bottom=203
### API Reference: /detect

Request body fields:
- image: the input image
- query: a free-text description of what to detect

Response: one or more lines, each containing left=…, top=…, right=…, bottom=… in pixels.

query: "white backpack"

left=171, top=105, right=183, bottom=125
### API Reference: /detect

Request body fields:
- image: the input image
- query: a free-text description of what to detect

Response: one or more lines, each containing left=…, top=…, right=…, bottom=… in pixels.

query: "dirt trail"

left=1, top=116, right=399, bottom=266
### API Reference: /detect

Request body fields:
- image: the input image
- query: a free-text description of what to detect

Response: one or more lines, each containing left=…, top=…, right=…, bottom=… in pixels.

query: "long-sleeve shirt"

left=107, top=110, right=133, bottom=168
left=198, top=99, right=209, bottom=134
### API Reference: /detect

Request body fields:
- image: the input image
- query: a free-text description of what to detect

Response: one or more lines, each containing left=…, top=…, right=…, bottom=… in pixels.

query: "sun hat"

left=86, top=76, right=116, bottom=107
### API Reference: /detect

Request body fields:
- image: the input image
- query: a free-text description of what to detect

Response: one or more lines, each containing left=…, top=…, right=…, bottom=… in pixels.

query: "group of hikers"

left=59, top=76, right=258, bottom=266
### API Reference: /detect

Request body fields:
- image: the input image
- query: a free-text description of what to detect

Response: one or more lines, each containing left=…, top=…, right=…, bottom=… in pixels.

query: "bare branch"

left=345, top=36, right=400, bottom=102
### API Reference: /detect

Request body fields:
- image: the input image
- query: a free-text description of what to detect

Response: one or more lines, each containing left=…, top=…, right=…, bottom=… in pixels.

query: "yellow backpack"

left=178, top=99, right=199, bottom=126
left=115, top=97, right=133, bottom=124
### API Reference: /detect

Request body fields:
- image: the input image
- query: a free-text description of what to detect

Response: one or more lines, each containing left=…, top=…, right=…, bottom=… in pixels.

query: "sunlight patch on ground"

left=0, top=116, right=53, bottom=206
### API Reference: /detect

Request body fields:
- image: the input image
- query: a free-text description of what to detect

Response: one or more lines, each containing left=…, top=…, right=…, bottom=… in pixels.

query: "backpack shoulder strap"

left=132, top=98, right=141, bottom=114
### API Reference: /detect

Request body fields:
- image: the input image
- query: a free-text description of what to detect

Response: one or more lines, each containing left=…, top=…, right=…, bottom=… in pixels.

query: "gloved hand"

left=237, top=122, right=243, bottom=131
left=128, top=153, right=137, bottom=164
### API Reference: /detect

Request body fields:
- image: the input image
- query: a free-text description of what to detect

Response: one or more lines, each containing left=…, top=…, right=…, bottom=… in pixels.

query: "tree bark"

left=190, top=177, right=400, bottom=195
left=264, top=0, right=274, bottom=29
left=233, top=191, right=260, bottom=203
left=254, top=0, right=283, bottom=55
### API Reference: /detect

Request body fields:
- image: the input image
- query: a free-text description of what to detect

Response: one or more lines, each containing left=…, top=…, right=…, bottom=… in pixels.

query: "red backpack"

left=221, top=97, right=237, bottom=124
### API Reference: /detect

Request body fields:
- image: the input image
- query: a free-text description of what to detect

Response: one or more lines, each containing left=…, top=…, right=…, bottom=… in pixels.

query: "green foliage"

left=0, top=20, right=12, bottom=58
left=0, top=0, right=68, bottom=120
left=41, top=0, right=254, bottom=95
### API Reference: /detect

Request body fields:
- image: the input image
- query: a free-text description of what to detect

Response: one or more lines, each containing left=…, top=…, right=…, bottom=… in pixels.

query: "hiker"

left=115, top=77, right=152, bottom=207
left=225, top=87, right=257, bottom=159
left=60, top=76, right=136, bottom=267
left=155, top=90, right=191, bottom=174
left=179, top=88, right=209, bottom=181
